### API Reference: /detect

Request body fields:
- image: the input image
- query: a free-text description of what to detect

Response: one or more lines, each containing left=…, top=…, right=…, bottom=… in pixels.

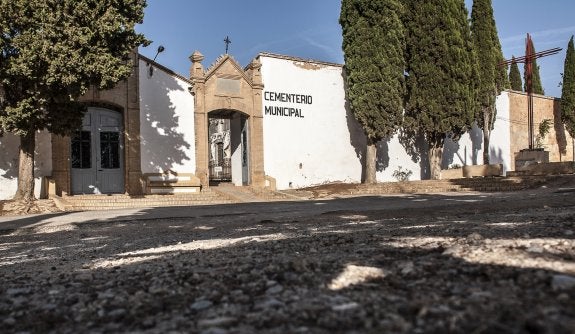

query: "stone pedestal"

left=514, top=149, right=549, bottom=171
left=462, top=164, right=503, bottom=178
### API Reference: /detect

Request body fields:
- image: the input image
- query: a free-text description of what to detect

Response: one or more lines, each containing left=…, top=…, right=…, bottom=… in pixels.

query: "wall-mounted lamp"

left=147, top=45, right=165, bottom=77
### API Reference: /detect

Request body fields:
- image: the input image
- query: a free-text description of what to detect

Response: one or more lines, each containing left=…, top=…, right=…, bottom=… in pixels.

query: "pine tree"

left=0, top=0, right=148, bottom=202
left=525, top=38, right=545, bottom=95
left=470, top=0, right=508, bottom=165
left=340, top=0, right=405, bottom=184
left=404, top=0, right=477, bottom=180
left=561, top=36, right=575, bottom=138
left=509, top=56, right=523, bottom=91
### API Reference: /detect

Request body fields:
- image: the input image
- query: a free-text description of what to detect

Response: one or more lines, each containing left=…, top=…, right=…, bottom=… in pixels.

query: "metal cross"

left=500, top=33, right=561, bottom=150
left=224, top=36, right=231, bottom=54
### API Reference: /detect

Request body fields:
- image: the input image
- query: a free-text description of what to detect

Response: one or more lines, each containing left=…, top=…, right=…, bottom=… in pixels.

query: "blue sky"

left=137, top=0, right=575, bottom=98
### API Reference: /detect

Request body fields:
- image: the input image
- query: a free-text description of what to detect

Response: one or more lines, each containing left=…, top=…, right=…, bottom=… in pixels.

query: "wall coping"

left=505, top=89, right=561, bottom=101
left=257, top=52, right=343, bottom=68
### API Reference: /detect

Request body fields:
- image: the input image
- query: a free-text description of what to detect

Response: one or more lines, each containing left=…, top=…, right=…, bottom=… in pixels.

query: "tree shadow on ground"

left=1, top=192, right=574, bottom=333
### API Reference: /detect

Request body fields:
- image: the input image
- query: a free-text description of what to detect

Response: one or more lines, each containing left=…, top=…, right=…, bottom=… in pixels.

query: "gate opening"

left=208, top=110, right=249, bottom=186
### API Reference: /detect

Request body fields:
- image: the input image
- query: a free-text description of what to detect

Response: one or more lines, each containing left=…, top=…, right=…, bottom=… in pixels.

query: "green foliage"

left=340, top=0, right=405, bottom=142
left=404, top=0, right=477, bottom=147
left=509, top=56, right=523, bottom=91
left=561, top=36, right=575, bottom=137
left=392, top=166, right=412, bottom=182
left=470, top=0, right=507, bottom=130
left=535, top=118, right=552, bottom=149
left=0, top=0, right=149, bottom=137
left=524, top=39, right=545, bottom=95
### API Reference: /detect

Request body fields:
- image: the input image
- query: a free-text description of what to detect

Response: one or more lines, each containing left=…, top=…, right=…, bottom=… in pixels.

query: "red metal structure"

left=501, top=34, right=561, bottom=150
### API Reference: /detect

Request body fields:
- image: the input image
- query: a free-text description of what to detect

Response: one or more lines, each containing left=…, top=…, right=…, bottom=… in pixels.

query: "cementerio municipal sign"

left=263, top=91, right=313, bottom=118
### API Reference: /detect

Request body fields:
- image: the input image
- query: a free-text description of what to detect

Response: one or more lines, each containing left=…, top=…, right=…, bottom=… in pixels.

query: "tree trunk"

left=483, top=109, right=492, bottom=165
left=13, top=131, right=36, bottom=202
left=483, top=127, right=491, bottom=165
left=428, top=144, right=443, bottom=180
left=365, top=138, right=377, bottom=184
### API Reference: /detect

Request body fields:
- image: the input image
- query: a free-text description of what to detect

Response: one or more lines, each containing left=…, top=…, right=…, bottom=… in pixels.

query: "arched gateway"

left=189, top=52, right=265, bottom=188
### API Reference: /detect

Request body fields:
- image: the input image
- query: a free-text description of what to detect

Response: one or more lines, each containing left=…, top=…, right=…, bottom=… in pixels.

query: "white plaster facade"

left=139, top=60, right=196, bottom=174
left=0, top=131, right=52, bottom=199
left=0, top=53, right=538, bottom=200
left=259, top=54, right=365, bottom=189
left=258, top=53, right=491, bottom=188
left=491, top=93, right=512, bottom=174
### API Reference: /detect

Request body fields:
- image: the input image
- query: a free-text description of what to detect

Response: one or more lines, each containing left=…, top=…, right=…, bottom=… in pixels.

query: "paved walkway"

left=0, top=186, right=565, bottom=232
left=211, top=185, right=264, bottom=203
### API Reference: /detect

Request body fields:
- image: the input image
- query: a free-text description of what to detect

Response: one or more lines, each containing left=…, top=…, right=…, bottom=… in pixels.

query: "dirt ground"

left=1, top=182, right=575, bottom=333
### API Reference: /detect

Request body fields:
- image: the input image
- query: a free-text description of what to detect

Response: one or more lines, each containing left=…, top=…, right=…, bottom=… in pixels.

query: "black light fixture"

left=148, top=45, right=165, bottom=77
left=153, top=45, right=165, bottom=61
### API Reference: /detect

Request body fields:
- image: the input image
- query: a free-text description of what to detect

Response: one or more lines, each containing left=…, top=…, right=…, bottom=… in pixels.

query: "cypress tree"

left=340, top=0, right=405, bottom=184
left=525, top=38, right=545, bottom=95
left=561, top=36, right=575, bottom=138
left=509, top=56, right=523, bottom=91
left=404, top=0, right=477, bottom=180
left=470, top=0, right=508, bottom=164
left=0, top=0, right=148, bottom=202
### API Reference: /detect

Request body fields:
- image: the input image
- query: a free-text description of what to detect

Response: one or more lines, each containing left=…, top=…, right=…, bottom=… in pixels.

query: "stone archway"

left=51, top=49, right=143, bottom=196
left=189, top=52, right=265, bottom=188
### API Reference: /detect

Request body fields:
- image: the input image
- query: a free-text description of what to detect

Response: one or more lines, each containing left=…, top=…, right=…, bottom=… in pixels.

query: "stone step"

left=53, top=176, right=554, bottom=211
left=65, top=201, right=236, bottom=211
left=292, top=176, right=549, bottom=198
left=211, top=185, right=294, bottom=203
left=56, top=190, right=237, bottom=211
left=62, top=195, right=223, bottom=203
left=65, top=199, right=233, bottom=207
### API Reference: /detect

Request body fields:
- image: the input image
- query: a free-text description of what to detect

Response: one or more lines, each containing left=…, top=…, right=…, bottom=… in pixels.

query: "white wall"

left=443, top=123, right=485, bottom=167
left=260, top=55, right=365, bottom=189
left=139, top=60, right=196, bottom=174
left=230, top=115, right=243, bottom=186
left=0, top=131, right=52, bottom=200
left=375, top=134, right=425, bottom=182
left=258, top=55, right=508, bottom=188
left=490, top=92, right=512, bottom=174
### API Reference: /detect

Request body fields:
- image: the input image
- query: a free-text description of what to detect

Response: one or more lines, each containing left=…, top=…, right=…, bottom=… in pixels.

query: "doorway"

left=208, top=110, right=249, bottom=185
left=71, top=108, right=124, bottom=194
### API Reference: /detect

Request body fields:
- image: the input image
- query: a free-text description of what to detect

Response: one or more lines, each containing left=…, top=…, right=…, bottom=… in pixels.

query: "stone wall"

left=51, top=50, right=143, bottom=196
left=508, top=90, right=573, bottom=170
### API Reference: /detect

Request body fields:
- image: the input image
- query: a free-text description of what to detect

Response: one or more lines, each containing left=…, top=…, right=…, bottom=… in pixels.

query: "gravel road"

left=1, top=188, right=575, bottom=333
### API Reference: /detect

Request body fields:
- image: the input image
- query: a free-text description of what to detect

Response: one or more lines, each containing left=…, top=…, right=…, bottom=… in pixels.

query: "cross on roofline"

left=224, top=36, right=231, bottom=54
